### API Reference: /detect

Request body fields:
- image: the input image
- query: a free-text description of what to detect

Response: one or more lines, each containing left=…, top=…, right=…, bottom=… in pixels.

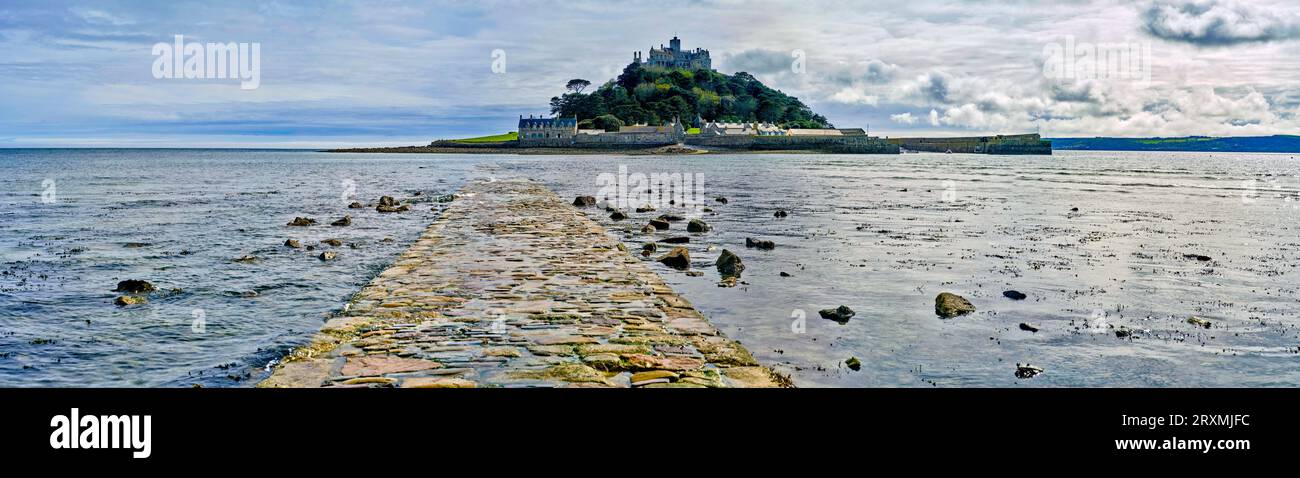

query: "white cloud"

left=890, top=112, right=918, bottom=124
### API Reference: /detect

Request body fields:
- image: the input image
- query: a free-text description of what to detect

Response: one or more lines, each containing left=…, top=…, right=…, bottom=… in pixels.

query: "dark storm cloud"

left=1142, top=0, right=1300, bottom=46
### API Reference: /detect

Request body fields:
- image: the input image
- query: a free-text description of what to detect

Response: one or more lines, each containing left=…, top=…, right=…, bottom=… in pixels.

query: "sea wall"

left=684, top=134, right=900, bottom=154
left=888, top=134, right=1052, bottom=155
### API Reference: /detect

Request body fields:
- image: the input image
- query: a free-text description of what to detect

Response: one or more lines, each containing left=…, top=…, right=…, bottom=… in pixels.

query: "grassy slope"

left=450, top=132, right=518, bottom=143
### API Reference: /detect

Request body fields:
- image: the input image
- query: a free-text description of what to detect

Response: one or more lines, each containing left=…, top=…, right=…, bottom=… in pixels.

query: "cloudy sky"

left=1, top=0, right=1298, bottom=147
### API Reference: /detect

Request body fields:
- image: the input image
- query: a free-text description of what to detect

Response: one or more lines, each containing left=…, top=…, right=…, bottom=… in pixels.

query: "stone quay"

left=260, top=178, right=787, bottom=388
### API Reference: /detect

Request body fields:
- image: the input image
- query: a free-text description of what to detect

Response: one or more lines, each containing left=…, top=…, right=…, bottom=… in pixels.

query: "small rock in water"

left=819, top=305, right=855, bottom=324
left=687, top=219, right=710, bottom=233
left=717, top=276, right=738, bottom=288
left=1187, top=316, right=1212, bottom=328
left=635, top=205, right=656, bottom=213
left=347, top=201, right=365, bottom=209
left=715, top=196, right=728, bottom=204
left=845, top=357, right=862, bottom=371
left=642, top=243, right=658, bottom=253
left=378, top=195, right=398, bottom=207
left=661, top=236, right=690, bottom=244
left=318, top=251, right=337, bottom=261
left=572, top=196, right=597, bottom=207
left=331, top=215, right=352, bottom=227
left=287, top=217, right=316, bottom=226
left=284, top=239, right=301, bottom=249
left=745, top=237, right=775, bottom=250
left=609, top=210, right=627, bottom=221
left=656, top=213, right=684, bottom=222
left=1003, top=290, right=1027, bottom=300
left=1018, top=322, right=1039, bottom=333
left=640, top=224, right=657, bottom=234
left=1069, top=207, right=1079, bottom=212
left=935, top=292, right=975, bottom=318
left=1183, top=253, right=1212, bottom=262
left=114, top=295, right=147, bottom=306
left=773, top=210, right=788, bottom=218
left=657, top=247, right=690, bottom=270
left=321, top=238, right=343, bottom=247
left=1115, top=327, right=1132, bottom=338
left=779, top=271, right=792, bottom=277
left=114, top=279, right=155, bottom=294
left=232, top=255, right=257, bottom=263
left=716, top=249, right=745, bottom=278
left=648, top=219, right=670, bottom=230
left=376, top=203, right=409, bottom=213
left=1015, top=363, right=1043, bottom=379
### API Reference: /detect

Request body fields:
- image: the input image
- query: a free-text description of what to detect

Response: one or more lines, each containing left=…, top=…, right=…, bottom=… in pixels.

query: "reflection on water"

left=2, top=149, right=1298, bottom=387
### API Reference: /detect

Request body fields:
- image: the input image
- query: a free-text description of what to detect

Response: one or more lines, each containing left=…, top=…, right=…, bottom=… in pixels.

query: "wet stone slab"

left=260, top=179, right=787, bottom=388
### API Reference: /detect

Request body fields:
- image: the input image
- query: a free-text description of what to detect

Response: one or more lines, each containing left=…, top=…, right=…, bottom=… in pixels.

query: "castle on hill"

left=633, top=36, right=711, bottom=70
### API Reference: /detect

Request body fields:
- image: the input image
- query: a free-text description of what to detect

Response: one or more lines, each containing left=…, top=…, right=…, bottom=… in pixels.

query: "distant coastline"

left=1050, top=135, right=1300, bottom=153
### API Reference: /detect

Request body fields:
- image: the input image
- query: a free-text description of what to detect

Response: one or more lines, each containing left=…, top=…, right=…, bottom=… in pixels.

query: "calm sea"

left=3, top=148, right=1299, bottom=387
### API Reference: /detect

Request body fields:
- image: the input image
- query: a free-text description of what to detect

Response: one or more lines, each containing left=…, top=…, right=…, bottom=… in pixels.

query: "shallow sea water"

left=3, top=149, right=1298, bottom=387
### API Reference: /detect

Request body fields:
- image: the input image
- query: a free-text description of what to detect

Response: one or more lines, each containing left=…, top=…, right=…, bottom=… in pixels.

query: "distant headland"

left=1050, top=135, right=1300, bottom=153
left=330, top=36, right=1051, bottom=155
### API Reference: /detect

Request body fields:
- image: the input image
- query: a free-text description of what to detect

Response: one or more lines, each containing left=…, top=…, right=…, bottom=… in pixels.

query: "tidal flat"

left=2, top=149, right=1299, bottom=387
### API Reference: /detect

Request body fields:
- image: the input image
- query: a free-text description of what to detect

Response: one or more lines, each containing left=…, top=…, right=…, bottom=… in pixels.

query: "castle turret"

left=669, top=36, right=681, bottom=52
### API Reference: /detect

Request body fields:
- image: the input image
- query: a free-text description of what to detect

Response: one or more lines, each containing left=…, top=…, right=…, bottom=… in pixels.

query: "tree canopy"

left=549, top=63, right=832, bottom=129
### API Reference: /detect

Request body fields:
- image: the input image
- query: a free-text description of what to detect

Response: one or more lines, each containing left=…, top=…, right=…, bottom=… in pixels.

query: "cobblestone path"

left=261, top=179, right=787, bottom=388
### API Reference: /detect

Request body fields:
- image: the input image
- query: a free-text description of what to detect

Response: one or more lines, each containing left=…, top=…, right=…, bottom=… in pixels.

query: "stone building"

left=517, top=115, right=577, bottom=144
left=516, top=115, right=684, bottom=148
left=701, top=121, right=784, bottom=136
left=634, top=36, right=712, bottom=70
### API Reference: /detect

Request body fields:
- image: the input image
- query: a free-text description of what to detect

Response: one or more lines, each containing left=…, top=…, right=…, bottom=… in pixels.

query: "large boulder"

left=687, top=219, right=710, bottom=233
left=657, top=247, right=691, bottom=270
left=935, top=292, right=975, bottom=318
left=819, top=305, right=855, bottom=324
left=745, top=237, right=775, bottom=250
left=114, top=279, right=155, bottom=294
left=716, top=249, right=745, bottom=278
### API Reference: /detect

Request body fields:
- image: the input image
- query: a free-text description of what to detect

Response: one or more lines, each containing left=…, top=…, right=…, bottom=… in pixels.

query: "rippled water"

left=4, top=149, right=1299, bottom=387
left=0, top=149, right=483, bottom=386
